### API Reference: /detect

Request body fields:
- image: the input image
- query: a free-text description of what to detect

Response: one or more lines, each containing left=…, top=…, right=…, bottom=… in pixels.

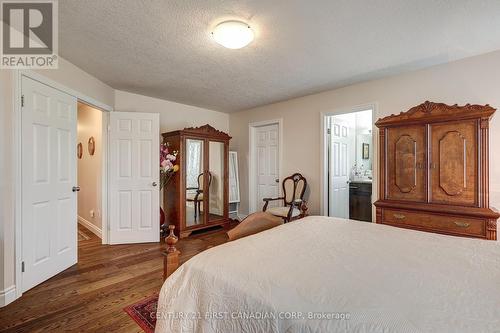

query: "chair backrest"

left=197, top=172, right=212, bottom=190
left=282, top=173, right=307, bottom=206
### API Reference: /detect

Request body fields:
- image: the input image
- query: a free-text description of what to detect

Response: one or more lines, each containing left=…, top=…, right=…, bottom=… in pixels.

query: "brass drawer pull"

left=393, top=213, right=406, bottom=220
left=453, top=221, right=470, bottom=228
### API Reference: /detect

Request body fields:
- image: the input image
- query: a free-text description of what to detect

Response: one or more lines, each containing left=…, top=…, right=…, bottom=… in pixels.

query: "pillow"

left=227, top=212, right=283, bottom=241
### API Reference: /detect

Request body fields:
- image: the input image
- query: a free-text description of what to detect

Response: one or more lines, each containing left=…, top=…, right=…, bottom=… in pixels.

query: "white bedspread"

left=155, top=216, right=500, bottom=333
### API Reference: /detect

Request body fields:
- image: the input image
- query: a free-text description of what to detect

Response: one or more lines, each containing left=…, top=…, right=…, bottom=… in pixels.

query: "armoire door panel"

left=386, top=126, right=426, bottom=202
left=439, top=131, right=466, bottom=196
left=430, top=120, right=478, bottom=206
left=395, top=135, right=417, bottom=193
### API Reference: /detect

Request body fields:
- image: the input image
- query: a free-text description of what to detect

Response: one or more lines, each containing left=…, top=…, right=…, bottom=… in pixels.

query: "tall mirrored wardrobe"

left=162, top=125, right=231, bottom=238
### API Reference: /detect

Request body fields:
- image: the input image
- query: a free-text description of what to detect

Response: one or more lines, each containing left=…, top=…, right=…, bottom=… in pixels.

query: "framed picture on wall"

left=77, top=143, right=83, bottom=159
left=88, top=137, right=95, bottom=156
left=362, top=143, right=369, bottom=159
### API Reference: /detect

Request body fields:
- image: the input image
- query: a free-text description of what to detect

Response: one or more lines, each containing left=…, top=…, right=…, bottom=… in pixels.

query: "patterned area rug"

left=124, top=294, right=158, bottom=333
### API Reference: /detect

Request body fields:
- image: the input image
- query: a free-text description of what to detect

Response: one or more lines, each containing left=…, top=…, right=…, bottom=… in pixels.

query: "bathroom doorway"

left=326, top=109, right=373, bottom=221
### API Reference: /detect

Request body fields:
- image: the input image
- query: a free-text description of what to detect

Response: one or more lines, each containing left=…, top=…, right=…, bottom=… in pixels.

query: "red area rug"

left=124, top=294, right=158, bottom=333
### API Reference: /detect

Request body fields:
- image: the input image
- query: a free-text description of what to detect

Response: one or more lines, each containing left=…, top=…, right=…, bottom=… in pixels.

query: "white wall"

left=77, top=103, right=103, bottom=233
left=114, top=90, right=229, bottom=133
left=34, top=58, right=115, bottom=108
left=230, top=50, right=500, bottom=223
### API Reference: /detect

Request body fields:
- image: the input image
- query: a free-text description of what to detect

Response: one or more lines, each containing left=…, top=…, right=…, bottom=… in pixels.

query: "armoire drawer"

left=382, top=209, right=486, bottom=237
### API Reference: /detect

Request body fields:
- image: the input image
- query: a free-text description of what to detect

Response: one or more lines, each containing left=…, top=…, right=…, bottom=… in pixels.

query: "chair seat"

left=186, top=193, right=203, bottom=201
left=266, top=206, right=301, bottom=218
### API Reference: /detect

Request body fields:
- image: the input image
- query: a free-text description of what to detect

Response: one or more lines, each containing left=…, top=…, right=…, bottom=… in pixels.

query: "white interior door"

left=255, top=124, right=280, bottom=211
left=329, top=118, right=350, bottom=218
left=21, top=77, right=78, bottom=292
left=109, top=112, right=159, bottom=244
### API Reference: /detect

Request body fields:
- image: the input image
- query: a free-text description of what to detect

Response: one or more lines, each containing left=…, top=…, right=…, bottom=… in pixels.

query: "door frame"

left=320, top=103, right=378, bottom=218
left=248, top=119, right=283, bottom=214
left=12, top=69, right=113, bottom=300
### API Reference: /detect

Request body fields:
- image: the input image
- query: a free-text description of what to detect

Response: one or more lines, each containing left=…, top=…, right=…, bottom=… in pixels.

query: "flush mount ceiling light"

left=211, top=20, right=254, bottom=49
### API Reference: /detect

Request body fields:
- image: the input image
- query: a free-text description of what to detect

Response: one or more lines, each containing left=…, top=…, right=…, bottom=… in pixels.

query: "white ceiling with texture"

left=59, top=0, right=500, bottom=112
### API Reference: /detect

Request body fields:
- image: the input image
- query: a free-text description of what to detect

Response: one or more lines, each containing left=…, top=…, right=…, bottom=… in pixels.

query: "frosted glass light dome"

left=211, top=21, right=254, bottom=49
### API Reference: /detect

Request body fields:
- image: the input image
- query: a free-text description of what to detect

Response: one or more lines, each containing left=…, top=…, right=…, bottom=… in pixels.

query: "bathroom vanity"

left=349, top=180, right=372, bottom=222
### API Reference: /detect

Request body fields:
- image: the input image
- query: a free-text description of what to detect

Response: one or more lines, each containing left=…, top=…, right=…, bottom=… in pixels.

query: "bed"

left=155, top=216, right=500, bottom=333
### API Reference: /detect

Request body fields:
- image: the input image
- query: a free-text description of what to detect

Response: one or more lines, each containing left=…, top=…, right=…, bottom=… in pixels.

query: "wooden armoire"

left=162, top=125, right=231, bottom=238
left=374, top=101, right=498, bottom=240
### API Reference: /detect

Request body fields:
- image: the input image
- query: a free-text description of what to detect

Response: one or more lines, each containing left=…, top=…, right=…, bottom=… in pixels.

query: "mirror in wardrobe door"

left=208, top=141, right=225, bottom=222
left=185, top=138, right=205, bottom=227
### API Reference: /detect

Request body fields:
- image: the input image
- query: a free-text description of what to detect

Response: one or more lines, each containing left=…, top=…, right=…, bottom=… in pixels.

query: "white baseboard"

left=0, top=285, right=17, bottom=307
left=78, top=216, right=102, bottom=238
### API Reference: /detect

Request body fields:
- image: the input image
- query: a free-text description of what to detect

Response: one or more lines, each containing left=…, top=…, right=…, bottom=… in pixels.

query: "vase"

left=160, top=207, right=166, bottom=237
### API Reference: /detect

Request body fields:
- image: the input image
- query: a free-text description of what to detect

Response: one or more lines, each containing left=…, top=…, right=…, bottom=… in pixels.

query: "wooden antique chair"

left=262, top=173, right=308, bottom=223
left=186, top=172, right=212, bottom=221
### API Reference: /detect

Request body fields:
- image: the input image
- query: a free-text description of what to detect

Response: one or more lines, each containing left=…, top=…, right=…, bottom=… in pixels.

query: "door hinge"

left=21, top=95, right=25, bottom=107
left=21, top=261, right=25, bottom=272
left=327, top=128, right=331, bottom=135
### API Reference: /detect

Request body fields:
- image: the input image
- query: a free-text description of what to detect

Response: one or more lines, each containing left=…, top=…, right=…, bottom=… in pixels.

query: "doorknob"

left=152, top=182, right=158, bottom=187
left=275, top=178, right=279, bottom=183
left=72, top=186, right=80, bottom=192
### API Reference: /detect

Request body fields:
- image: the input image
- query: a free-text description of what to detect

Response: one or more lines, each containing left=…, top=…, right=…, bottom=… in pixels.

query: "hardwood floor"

left=0, top=224, right=233, bottom=332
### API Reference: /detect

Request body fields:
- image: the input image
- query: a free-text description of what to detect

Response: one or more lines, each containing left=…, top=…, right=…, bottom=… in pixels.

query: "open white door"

left=329, top=118, right=350, bottom=218
left=21, top=77, right=78, bottom=292
left=109, top=112, right=160, bottom=244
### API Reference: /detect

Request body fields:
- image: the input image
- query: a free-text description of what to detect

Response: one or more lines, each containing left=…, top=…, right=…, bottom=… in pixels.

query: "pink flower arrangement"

left=160, top=142, right=178, bottom=190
